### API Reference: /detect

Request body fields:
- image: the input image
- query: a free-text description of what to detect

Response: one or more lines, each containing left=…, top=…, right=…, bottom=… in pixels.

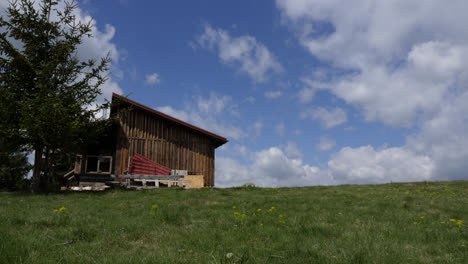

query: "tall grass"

left=0, top=181, right=467, bottom=263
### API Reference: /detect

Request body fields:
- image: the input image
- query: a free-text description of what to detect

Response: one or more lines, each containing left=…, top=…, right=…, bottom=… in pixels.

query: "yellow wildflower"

left=440, top=222, right=446, bottom=224
left=152, top=204, right=158, bottom=209
left=260, top=223, right=263, bottom=226
left=241, top=214, right=246, bottom=219
left=53, top=209, right=58, bottom=213
left=420, top=216, right=425, bottom=219
left=257, top=208, right=262, bottom=212
left=457, top=220, right=463, bottom=227
left=59, top=207, right=66, bottom=212
left=279, top=220, right=286, bottom=224
left=450, top=219, right=456, bottom=222
left=232, top=206, right=236, bottom=209
left=279, top=214, right=284, bottom=218
left=413, top=222, right=418, bottom=225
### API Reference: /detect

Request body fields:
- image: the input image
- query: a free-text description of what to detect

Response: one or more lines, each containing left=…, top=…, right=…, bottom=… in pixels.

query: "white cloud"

left=196, top=92, right=236, bottom=115
left=406, top=91, right=468, bottom=181
left=216, top=147, right=326, bottom=187
left=215, top=143, right=437, bottom=187
left=264, top=91, right=283, bottom=99
left=210, top=89, right=465, bottom=187
left=328, top=146, right=434, bottom=184
left=277, top=0, right=468, bottom=183
left=65, top=6, right=123, bottom=102
left=297, top=77, right=335, bottom=104
left=317, top=136, right=335, bottom=151
left=284, top=141, right=303, bottom=159
left=156, top=106, right=190, bottom=121
left=301, top=107, right=347, bottom=128
left=277, top=0, right=468, bottom=68
left=156, top=92, right=244, bottom=140
left=232, top=144, right=251, bottom=158
left=145, top=72, right=161, bottom=85
left=298, top=87, right=316, bottom=103
left=275, top=122, right=285, bottom=136
left=196, top=24, right=283, bottom=82
left=277, top=0, right=468, bottom=127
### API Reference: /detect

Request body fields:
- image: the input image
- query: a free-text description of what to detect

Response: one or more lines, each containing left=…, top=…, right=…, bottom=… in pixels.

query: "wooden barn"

left=72, top=93, right=228, bottom=187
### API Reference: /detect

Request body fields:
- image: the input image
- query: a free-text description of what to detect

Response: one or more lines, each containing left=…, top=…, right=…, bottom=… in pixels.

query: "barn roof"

left=112, top=93, right=228, bottom=147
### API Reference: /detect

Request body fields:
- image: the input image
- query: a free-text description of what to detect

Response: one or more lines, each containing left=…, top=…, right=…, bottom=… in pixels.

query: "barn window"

left=99, top=157, right=111, bottom=173
left=85, top=156, right=112, bottom=174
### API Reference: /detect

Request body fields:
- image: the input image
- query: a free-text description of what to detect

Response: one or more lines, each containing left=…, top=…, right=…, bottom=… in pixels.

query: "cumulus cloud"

left=317, top=136, right=335, bottom=151
left=145, top=72, right=161, bottom=85
left=277, top=0, right=468, bottom=127
left=284, top=141, right=303, bottom=159
left=301, top=107, right=347, bottom=128
left=156, top=92, right=244, bottom=140
left=328, top=146, right=434, bottom=184
left=406, top=91, right=468, bottom=181
left=264, top=91, right=283, bottom=99
left=196, top=24, right=283, bottom=82
left=215, top=143, right=435, bottom=187
left=216, top=147, right=326, bottom=187
left=214, top=140, right=433, bottom=187
left=276, top=0, right=468, bottom=183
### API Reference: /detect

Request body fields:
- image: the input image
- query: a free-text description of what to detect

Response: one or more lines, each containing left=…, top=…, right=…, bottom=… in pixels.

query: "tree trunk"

left=43, top=147, right=51, bottom=191
left=31, top=146, right=44, bottom=193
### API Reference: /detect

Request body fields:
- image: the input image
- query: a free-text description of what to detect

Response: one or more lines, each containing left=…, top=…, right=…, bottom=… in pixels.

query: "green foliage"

left=0, top=181, right=467, bottom=263
left=240, top=182, right=256, bottom=188
left=0, top=0, right=112, bottom=192
left=0, top=79, right=31, bottom=190
left=0, top=146, right=31, bottom=191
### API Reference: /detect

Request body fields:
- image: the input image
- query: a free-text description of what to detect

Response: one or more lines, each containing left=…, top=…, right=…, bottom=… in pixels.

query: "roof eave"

left=111, top=93, right=229, bottom=147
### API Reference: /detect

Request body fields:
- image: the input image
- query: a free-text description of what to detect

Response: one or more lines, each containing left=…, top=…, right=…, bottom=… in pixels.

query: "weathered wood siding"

left=114, top=107, right=216, bottom=186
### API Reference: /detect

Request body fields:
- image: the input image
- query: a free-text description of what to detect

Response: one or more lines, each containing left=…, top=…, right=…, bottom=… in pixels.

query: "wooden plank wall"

left=114, top=108, right=216, bottom=186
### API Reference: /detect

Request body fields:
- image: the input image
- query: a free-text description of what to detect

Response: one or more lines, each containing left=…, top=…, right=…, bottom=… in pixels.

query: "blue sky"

left=2, top=0, right=468, bottom=187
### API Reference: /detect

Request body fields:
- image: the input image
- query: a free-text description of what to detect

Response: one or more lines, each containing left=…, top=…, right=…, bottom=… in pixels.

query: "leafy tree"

left=0, top=84, right=31, bottom=190
left=0, top=0, right=111, bottom=192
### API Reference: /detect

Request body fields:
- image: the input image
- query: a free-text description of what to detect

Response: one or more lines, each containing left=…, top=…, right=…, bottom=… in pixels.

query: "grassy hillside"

left=0, top=181, right=467, bottom=263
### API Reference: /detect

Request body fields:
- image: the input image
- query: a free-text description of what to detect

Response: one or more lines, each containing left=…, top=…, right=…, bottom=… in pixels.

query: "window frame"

left=84, top=155, right=113, bottom=174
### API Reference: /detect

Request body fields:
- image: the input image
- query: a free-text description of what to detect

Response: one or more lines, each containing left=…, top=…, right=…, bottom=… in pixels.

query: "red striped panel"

left=129, top=153, right=171, bottom=175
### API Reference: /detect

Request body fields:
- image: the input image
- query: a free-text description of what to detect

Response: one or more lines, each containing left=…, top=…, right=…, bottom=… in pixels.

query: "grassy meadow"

left=0, top=180, right=467, bottom=263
